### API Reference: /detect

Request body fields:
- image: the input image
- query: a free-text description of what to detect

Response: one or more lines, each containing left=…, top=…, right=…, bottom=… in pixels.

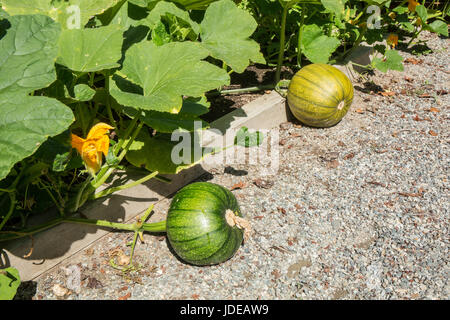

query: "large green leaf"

left=1, top=0, right=121, bottom=29
left=0, top=96, right=74, bottom=180
left=372, top=49, right=404, bottom=73
left=0, top=14, right=61, bottom=99
left=172, top=0, right=218, bottom=10
left=57, top=24, right=124, bottom=72
left=300, top=24, right=340, bottom=64
left=0, top=14, right=74, bottom=180
left=110, top=41, right=229, bottom=113
left=426, top=20, right=448, bottom=37
left=121, top=96, right=210, bottom=133
left=320, top=0, right=347, bottom=18
left=126, top=130, right=212, bottom=174
left=200, top=0, right=265, bottom=73
left=0, top=267, right=20, bottom=300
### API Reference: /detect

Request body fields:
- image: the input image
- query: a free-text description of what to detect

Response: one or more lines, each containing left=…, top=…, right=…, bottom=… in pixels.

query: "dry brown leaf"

left=343, top=153, right=355, bottom=160
left=118, top=292, right=131, bottom=300
left=428, top=107, right=440, bottom=113
left=355, top=108, right=364, bottom=113
left=404, top=58, right=423, bottom=64
left=230, top=181, right=246, bottom=190
left=380, top=91, right=396, bottom=97
left=429, top=130, right=438, bottom=136
left=277, top=207, right=287, bottom=214
left=253, top=178, right=274, bottom=189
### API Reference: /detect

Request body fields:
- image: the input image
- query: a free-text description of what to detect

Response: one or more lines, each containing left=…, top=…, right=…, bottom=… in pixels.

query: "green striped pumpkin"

left=166, top=182, right=244, bottom=266
left=287, top=64, right=354, bottom=128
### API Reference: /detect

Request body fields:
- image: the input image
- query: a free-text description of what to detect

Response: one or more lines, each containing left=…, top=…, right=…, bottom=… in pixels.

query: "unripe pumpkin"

left=287, top=64, right=354, bottom=128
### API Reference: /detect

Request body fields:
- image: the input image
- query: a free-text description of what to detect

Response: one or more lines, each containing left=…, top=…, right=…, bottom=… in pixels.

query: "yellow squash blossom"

left=387, top=33, right=399, bottom=48
left=408, top=0, right=418, bottom=12
left=71, top=122, right=114, bottom=175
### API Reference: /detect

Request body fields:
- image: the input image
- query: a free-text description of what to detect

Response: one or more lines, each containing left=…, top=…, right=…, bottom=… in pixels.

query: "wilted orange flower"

left=387, top=33, right=399, bottom=48
left=408, top=0, right=418, bottom=12
left=71, top=122, right=114, bottom=175
left=415, top=17, right=422, bottom=26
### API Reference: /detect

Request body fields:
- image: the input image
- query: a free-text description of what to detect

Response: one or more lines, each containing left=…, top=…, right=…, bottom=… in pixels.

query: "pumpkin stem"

left=337, top=100, right=345, bottom=110
left=225, top=210, right=252, bottom=242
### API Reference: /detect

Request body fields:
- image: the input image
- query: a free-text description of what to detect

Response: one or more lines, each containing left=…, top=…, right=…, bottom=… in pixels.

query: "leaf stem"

left=114, top=114, right=140, bottom=156
left=297, top=5, right=306, bottom=68
left=275, top=2, right=290, bottom=85
left=92, top=120, right=143, bottom=190
left=0, top=193, right=16, bottom=231
left=0, top=213, right=167, bottom=242
left=90, top=171, right=159, bottom=200
left=207, top=84, right=275, bottom=97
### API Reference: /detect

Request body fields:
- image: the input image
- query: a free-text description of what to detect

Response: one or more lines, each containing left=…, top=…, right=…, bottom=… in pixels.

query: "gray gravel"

left=26, top=32, right=449, bottom=300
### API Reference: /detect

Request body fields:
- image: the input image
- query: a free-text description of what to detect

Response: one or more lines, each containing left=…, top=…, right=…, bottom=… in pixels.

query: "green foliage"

left=57, top=25, right=124, bottom=72
left=234, top=127, right=264, bottom=147
left=300, top=24, right=340, bottom=64
left=243, top=0, right=448, bottom=74
left=200, top=0, right=265, bottom=73
left=0, top=14, right=74, bottom=181
left=0, top=0, right=264, bottom=233
left=372, top=49, right=404, bottom=73
left=110, top=41, right=229, bottom=113
left=0, top=267, right=20, bottom=300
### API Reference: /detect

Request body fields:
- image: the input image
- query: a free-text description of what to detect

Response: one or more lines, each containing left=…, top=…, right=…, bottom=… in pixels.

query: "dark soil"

left=201, top=64, right=294, bottom=123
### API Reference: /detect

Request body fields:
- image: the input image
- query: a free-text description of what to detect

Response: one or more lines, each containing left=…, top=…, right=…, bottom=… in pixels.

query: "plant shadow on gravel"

left=353, top=81, right=384, bottom=94
left=397, top=42, right=433, bottom=56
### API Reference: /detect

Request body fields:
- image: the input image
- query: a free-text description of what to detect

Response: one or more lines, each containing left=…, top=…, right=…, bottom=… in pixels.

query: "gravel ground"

left=19, top=32, right=449, bottom=300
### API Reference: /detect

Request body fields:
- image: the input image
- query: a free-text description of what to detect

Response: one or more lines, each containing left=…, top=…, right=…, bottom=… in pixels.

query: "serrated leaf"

left=105, top=1, right=151, bottom=29
left=0, top=14, right=74, bottom=179
left=373, top=49, right=404, bottom=73
left=110, top=41, right=229, bottom=113
left=172, top=0, right=218, bottom=10
left=126, top=130, right=211, bottom=174
left=128, top=0, right=158, bottom=6
left=180, top=96, right=210, bottom=116
left=234, top=126, right=264, bottom=147
left=146, top=1, right=200, bottom=34
left=151, top=20, right=171, bottom=46
left=0, top=267, right=20, bottom=300
left=426, top=20, right=448, bottom=36
left=200, top=0, right=265, bottom=73
left=57, top=25, right=123, bottom=72
left=320, top=0, right=347, bottom=18
left=300, top=24, right=340, bottom=64
left=73, top=84, right=96, bottom=101
left=120, top=97, right=210, bottom=133
left=127, top=109, right=209, bottom=133
left=0, top=14, right=61, bottom=99
left=415, top=5, right=428, bottom=22
left=0, top=96, right=74, bottom=180
left=1, top=0, right=120, bottom=29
